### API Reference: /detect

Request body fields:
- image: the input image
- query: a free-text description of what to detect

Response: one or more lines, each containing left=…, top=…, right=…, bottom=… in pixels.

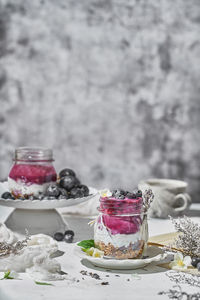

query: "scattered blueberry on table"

left=54, top=230, right=75, bottom=243
left=197, top=262, right=200, bottom=272
left=64, top=230, right=74, bottom=243
left=53, top=232, right=64, bottom=241
left=191, top=257, right=200, bottom=268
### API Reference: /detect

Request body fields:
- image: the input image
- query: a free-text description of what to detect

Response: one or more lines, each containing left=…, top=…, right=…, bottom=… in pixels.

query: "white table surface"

left=0, top=204, right=199, bottom=300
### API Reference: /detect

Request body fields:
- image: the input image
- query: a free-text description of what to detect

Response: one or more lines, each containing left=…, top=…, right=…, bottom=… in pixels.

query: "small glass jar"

left=8, top=147, right=57, bottom=197
left=94, top=196, right=148, bottom=259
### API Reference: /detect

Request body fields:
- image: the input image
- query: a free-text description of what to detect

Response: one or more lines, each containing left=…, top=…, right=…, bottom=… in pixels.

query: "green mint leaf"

left=35, top=281, right=53, bottom=286
left=77, top=239, right=95, bottom=249
left=4, top=271, right=11, bottom=279
left=4, top=271, right=14, bottom=279
left=0, top=271, right=14, bottom=280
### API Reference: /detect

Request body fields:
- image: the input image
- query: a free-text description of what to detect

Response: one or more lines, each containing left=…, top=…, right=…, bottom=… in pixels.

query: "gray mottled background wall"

left=0, top=0, right=200, bottom=202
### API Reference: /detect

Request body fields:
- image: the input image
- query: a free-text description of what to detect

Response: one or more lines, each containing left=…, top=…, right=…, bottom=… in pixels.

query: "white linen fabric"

left=60, top=192, right=99, bottom=216
left=0, top=223, right=67, bottom=281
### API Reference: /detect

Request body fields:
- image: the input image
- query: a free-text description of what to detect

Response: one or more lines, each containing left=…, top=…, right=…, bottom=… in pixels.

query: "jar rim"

left=99, top=196, right=144, bottom=215
left=13, top=147, right=54, bottom=162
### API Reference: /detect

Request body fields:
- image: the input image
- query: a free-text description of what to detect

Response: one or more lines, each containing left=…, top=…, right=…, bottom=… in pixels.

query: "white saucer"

left=0, top=182, right=98, bottom=210
left=74, top=244, right=169, bottom=270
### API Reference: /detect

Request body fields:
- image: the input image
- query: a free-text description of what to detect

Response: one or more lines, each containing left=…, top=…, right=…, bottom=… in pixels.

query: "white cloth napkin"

left=0, top=223, right=67, bottom=281
left=60, top=192, right=99, bottom=217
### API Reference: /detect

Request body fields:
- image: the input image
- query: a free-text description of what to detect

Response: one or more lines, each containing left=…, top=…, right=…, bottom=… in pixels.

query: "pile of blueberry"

left=191, top=257, right=200, bottom=271
left=111, top=189, right=142, bottom=199
left=1, top=168, right=90, bottom=200
left=54, top=230, right=74, bottom=243
left=45, top=168, right=89, bottom=200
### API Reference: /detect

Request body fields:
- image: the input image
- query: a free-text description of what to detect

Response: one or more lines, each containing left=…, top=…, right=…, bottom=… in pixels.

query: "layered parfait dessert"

left=8, top=147, right=57, bottom=198
left=8, top=164, right=57, bottom=197
left=2, top=147, right=90, bottom=201
left=94, top=189, right=148, bottom=259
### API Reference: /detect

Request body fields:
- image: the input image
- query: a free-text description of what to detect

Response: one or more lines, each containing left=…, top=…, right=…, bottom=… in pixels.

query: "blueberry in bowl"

left=79, top=185, right=89, bottom=197
left=69, top=187, right=85, bottom=198
left=59, top=168, right=76, bottom=178
left=1, top=192, right=15, bottom=200
left=57, top=188, right=70, bottom=199
left=59, top=175, right=80, bottom=191
left=57, top=168, right=90, bottom=200
left=45, top=184, right=60, bottom=198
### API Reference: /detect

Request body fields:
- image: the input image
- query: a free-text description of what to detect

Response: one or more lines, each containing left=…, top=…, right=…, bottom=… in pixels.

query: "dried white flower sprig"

left=0, top=229, right=30, bottom=258
left=170, top=216, right=200, bottom=258
left=158, top=285, right=200, bottom=299
left=143, top=189, right=154, bottom=213
left=166, top=271, right=200, bottom=288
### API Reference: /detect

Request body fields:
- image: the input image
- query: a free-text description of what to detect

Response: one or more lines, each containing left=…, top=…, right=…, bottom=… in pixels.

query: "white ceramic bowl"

left=0, top=182, right=98, bottom=210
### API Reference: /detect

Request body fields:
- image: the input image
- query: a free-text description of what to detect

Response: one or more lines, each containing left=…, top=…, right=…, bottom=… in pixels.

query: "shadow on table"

left=186, top=209, right=200, bottom=217
left=81, top=259, right=167, bottom=275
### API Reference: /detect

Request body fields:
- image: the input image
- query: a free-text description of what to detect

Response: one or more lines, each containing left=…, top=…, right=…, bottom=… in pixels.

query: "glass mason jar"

left=8, top=147, right=57, bottom=197
left=94, top=196, right=148, bottom=259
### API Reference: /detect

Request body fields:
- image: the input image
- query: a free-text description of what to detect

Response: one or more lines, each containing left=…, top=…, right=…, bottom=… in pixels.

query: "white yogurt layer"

left=94, top=218, right=140, bottom=248
left=8, top=177, right=53, bottom=196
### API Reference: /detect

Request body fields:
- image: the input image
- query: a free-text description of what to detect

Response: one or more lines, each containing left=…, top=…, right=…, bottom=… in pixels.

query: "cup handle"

left=184, top=193, right=192, bottom=205
left=174, top=193, right=191, bottom=212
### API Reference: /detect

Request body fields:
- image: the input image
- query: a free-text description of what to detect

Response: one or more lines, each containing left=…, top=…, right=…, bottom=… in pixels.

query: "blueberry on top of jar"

left=126, top=192, right=136, bottom=199
left=136, top=190, right=142, bottom=197
left=112, top=189, right=126, bottom=198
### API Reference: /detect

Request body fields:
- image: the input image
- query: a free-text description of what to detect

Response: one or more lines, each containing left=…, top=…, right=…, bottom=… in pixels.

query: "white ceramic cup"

left=138, top=178, right=191, bottom=218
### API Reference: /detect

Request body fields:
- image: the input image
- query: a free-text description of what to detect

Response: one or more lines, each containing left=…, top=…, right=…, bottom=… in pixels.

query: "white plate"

left=74, top=244, right=169, bottom=270
left=0, top=182, right=98, bottom=210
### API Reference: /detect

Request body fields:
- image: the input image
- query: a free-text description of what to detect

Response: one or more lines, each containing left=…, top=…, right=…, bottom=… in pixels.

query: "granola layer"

left=95, top=240, right=144, bottom=259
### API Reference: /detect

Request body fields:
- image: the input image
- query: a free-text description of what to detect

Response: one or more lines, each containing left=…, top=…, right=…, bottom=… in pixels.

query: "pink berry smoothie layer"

left=99, top=197, right=143, bottom=235
left=9, top=164, right=57, bottom=185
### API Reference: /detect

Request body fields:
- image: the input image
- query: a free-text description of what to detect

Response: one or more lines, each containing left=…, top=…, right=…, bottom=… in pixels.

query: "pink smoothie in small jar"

left=8, top=147, right=57, bottom=197
left=94, top=192, right=147, bottom=259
